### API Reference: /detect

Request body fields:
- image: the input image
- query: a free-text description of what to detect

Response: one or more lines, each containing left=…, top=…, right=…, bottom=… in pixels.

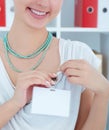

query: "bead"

left=3, top=32, right=53, bottom=73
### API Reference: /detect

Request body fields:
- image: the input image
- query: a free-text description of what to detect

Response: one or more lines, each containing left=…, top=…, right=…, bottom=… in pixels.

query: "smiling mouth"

left=27, top=7, right=49, bottom=16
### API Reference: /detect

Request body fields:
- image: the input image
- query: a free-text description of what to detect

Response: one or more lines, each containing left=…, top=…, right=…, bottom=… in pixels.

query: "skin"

left=0, top=0, right=109, bottom=129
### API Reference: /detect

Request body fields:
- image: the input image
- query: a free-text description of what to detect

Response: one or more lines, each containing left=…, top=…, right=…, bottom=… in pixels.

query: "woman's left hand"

left=60, top=59, right=109, bottom=95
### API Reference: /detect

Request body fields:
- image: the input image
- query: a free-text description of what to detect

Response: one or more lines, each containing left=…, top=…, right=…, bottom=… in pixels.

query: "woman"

left=0, top=0, right=109, bottom=130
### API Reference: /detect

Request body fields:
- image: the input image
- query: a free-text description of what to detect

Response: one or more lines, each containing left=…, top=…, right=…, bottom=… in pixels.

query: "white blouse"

left=0, top=39, right=100, bottom=130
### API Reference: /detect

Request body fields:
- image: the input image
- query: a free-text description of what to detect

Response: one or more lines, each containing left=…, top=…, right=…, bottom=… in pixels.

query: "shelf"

left=1, top=27, right=109, bottom=33
left=47, top=27, right=58, bottom=32
left=0, top=27, right=10, bottom=31
left=58, top=27, right=109, bottom=33
left=0, top=27, right=59, bottom=32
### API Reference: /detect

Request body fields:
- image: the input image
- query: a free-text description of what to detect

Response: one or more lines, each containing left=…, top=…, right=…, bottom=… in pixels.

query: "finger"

left=21, top=77, right=51, bottom=89
left=20, top=70, right=52, bottom=82
left=18, top=71, right=56, bottom=87
left=48, top=72, right=57, bottom=78
left=31, top=71, right=56, bottom=85
left=33, top=70, right=51, bottom=81
left=60, top=59, right=87, bottom=72
left=25, top=73, right=51, bottom=82
left=33, top=70, right=58, bottom=84
left=67, top=76, right=83, bottom=85
left=64, top=68, right=83, bottom=77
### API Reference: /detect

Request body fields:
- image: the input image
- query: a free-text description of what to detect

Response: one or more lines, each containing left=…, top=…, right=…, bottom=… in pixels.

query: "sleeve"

left=77, top=41, right=101, bottom=70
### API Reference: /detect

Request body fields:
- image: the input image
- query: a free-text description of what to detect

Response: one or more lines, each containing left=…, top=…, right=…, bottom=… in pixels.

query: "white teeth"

left=31, top=8, right=46, bottom=16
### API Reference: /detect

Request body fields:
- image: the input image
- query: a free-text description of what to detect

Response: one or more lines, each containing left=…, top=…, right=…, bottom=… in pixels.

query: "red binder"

left=74, top=0, right=98, bottom=27
left=0, top=0, right=6, bottom=26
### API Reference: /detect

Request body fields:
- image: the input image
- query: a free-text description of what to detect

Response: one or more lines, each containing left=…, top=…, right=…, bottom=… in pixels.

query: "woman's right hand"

left=11, top=70, right=56, bottom=108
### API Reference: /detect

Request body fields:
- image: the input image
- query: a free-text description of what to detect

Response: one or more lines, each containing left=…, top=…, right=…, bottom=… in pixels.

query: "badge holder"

left=31, top=72, right=71, bottom=117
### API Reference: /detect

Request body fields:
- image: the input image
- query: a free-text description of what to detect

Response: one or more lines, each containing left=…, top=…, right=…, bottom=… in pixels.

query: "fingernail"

left=51, top=80, right=56, bottom=85
left=52, top=73, right=57, bottom=77
left=46, top=81, right=51, bottom=87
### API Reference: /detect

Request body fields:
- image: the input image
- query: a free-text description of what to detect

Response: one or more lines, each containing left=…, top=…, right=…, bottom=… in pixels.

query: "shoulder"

left=59, top=38, right=94, bottom=57
left=59, top=38, right=101, bottom=69
left=59, top=38, right=94, bottom=58
left=59, top=38, right=91, bottom=49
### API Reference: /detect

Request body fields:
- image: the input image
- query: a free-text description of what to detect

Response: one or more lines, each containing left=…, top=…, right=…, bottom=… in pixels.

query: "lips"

left=30, top=8, right=46, bottom=16
left=27, top=7, right=49, bottom=19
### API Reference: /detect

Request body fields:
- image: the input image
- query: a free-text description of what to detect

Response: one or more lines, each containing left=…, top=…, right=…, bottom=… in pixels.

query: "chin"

left=24, top=17, right=48, bottom=30
left=26, top=22, right=46, bottom=30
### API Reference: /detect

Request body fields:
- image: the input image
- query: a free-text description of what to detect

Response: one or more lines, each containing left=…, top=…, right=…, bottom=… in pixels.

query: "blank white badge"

left=31, top=87, right=71, bottom=117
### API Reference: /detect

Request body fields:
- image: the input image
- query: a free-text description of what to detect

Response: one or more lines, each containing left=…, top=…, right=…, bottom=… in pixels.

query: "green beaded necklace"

left=4, top=32, right=52, bottom=59
left=3, top=32, right=53, bottom=73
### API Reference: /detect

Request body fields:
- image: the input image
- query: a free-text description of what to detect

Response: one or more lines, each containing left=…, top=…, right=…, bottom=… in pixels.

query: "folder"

left=97, top=0, right=109, bottom=28
left=74, top=0, right=98, bottom=27
left=0, top=0, right=6, bottom=26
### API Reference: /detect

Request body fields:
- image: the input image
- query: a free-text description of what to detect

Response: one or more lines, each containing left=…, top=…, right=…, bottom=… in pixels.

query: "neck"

left=7, top=19, right=48, bottom=55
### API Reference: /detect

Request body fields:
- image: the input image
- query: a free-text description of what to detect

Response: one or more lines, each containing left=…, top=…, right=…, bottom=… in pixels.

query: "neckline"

left=0, top=38, right=64, bottom=89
